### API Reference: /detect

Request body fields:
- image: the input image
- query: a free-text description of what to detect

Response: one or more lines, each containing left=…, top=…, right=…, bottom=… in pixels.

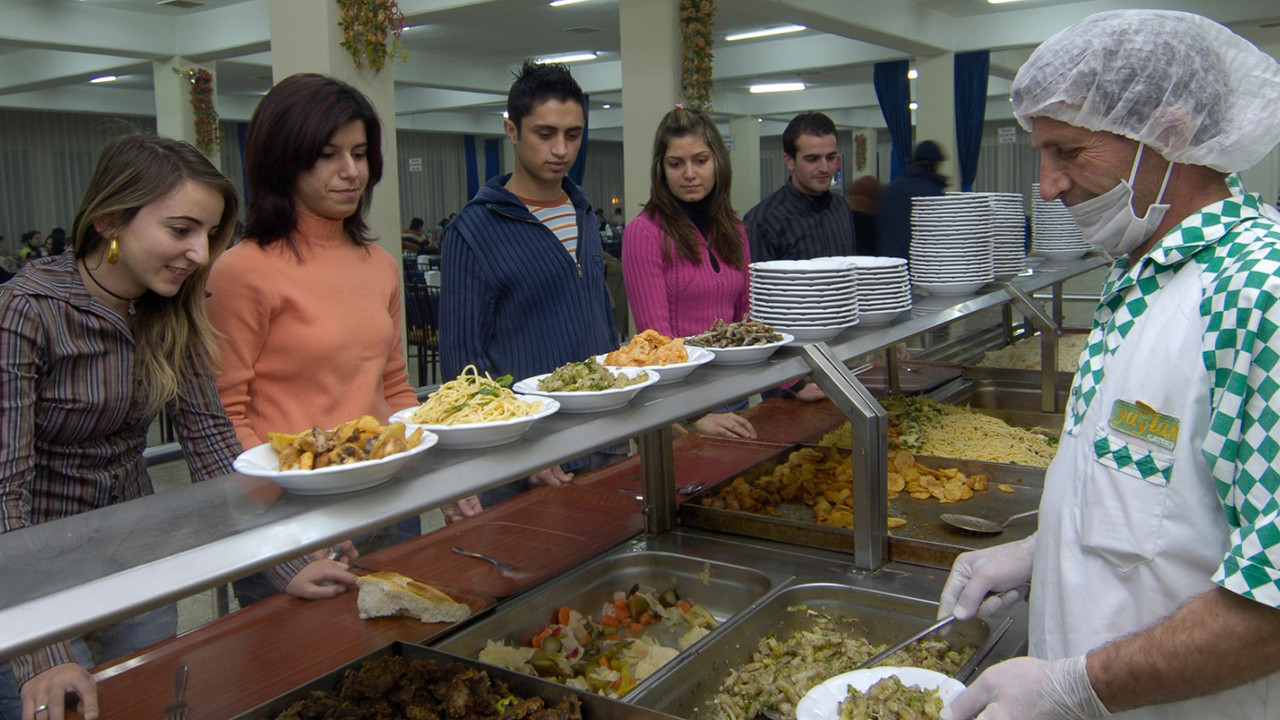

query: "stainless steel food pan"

left=431, top=551, right=774, bottom=690
left=231, top=640, right=681, bottom=720
left=931, top=374, right=1068, bottom=432
left=628, top=582, right=1007, bottom=720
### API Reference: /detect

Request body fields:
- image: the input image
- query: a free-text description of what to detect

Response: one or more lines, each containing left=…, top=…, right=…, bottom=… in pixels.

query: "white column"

left=729, top=115, right=761, bottom=215
left=620, top=0, right=680, bottom=222
left=267, top=0, right=401, bottom=261
left=914, top=53, right=956, bottom=190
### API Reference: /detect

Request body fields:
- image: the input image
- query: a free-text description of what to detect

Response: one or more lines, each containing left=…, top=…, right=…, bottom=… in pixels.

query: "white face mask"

left=1067, top=144, right=1174, bottom=257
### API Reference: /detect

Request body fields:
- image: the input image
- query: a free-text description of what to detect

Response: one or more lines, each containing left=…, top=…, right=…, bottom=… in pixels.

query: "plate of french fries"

left=232, top=415, right=439, bottom=495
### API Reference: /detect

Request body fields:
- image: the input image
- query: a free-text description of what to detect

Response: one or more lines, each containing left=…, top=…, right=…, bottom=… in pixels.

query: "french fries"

left=271, top=415, right=424, bottom=471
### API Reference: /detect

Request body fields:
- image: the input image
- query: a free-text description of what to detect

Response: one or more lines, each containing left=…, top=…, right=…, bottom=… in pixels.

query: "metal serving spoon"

left=940, top=509, right=1038, bottom=534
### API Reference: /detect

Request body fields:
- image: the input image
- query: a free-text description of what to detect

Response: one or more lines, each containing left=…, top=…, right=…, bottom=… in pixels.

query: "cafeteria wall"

left=0, top=107, right=626, bottom=257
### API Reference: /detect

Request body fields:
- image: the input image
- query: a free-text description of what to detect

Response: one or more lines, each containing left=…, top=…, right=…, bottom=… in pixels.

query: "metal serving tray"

left=933, top=373, right=1069, bottom=433
left=432, top=551, right=774, bottom=694
left=679, top=445, right=1043, bottom=568
left=231, top=640, right=681, bottom=720
left=628, top=582, right=1009, bottom=720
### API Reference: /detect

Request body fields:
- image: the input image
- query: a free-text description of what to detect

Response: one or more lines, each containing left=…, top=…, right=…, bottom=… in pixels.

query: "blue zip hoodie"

left=439, top=173, right=619, bottom=383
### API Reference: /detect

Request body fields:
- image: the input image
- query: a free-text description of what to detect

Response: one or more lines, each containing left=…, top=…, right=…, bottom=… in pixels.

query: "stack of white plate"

left=835, top=256, right=911, bottom=325
left=985, top=192, right=1028, bottom=279
left=749, top=258, right=859, bottom=342
left=909, top=194, right=995, bottom=295
left=1031, top=183, right=1090, bottom=259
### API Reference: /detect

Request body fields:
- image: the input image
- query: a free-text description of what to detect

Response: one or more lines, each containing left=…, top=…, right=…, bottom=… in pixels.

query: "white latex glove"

left=941, top=655, right=1110, bottom=720
left=938, top=534, right=1035, bottom=620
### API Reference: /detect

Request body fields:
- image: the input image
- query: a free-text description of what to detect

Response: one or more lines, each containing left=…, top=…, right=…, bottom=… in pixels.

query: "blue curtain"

left=568, top=93, right=588, bottom=186
left=484, top=138, right=500, bottom=184
left=463, top=134, right=479, bottom=198
left=874, top=61, right=911, bottom=180
left=954, top=51, right=990, bottom=192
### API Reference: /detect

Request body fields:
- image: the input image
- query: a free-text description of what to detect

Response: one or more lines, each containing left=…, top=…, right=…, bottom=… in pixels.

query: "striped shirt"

left=0, top=254, right=241, bottom=684
left=522, top=193, right=579, bottom=258
left=744, top=181, right=857, bottom=262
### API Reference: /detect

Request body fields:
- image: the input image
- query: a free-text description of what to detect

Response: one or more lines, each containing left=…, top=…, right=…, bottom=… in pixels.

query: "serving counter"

left=0, top=255, right=1104, bottom=717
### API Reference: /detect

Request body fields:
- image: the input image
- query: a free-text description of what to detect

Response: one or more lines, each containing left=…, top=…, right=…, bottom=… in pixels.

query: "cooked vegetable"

left=538, top=358, right=646, bottom=392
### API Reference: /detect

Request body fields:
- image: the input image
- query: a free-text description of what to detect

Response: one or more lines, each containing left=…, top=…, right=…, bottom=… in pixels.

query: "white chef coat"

left=1031, top=196, right=1280, bottom=719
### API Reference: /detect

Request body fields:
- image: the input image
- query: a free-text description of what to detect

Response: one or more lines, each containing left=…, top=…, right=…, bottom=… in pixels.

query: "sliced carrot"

left=611, top=677, right=622, bottom=690
left=615, top=607, right=630, bottom=620
left=558, top=606, right=572, bottom=626
left=638, top=612, right=653, bottom=625
left=599, top=656, right=610, bottom=667
left=606, top=633, right=621, bottom=641
left=629, top=622, right=644, bottom=635
left=531, top=627, right=551, bottom=648
left=676, top=601, right=693, bottom=613
left=600, top=614, right=620, bottom=626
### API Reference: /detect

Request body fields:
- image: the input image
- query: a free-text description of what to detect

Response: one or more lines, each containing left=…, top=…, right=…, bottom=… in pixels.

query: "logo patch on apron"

left=1108, top=399, right=1179, bottom=451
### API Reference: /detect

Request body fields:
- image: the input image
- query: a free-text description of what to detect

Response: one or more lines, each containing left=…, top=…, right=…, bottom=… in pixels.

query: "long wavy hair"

left=72, top=134, right=239, bottom=415
left=644, top=107, right=745, bottom=269
left=242, top=73, right=383, bottom=255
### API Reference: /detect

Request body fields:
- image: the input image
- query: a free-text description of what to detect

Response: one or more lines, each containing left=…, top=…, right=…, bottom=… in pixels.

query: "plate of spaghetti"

left=391, top=365, right=560, bottom=449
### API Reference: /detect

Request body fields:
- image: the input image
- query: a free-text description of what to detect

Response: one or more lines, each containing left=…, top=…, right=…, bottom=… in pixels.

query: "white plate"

left=692, top=332, right=794, bottom=365
left=858, top=308, right=909, bottom=325
left=389, top=396, right=559, bottom=449
left=597, top=345, right=714, bottom=386
left=232, top=430, right=439, bottom=495
left=776, top=324, right=852, bottom=342
left=750, top=258, right=858, bottom=273
left=913, top=280, right=990, bottom=295
left=795, top=667, right=965, bottom=720
left=513, top=367, right=658, bottom=413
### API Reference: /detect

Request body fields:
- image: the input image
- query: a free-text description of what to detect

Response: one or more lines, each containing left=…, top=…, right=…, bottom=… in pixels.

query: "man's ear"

left=504, top=117, right=519, bottom=145
left=783, top=154, right=796, bottom=173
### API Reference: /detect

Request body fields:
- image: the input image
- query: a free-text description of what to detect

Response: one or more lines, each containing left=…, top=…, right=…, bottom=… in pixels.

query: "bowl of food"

left=598, top=345, right=713, bottom=386
left=233, top=416, right=438, bottom=495
left=685, top=319, right=795, bottom=366
left=795, top=666, right=965, bottom=720
left=513, top=360, right=658, bottom=414
left=391, top=365, right=560, bottom=449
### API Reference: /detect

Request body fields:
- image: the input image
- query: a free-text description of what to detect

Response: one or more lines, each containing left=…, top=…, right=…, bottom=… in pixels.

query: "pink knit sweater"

left=207, top=211, right=419, bottom=450
left=621, top=210, right=751, bottom=337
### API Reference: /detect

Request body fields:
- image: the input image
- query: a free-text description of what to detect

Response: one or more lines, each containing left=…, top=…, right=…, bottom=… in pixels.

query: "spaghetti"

left=408, top=365, right=542, bottom=425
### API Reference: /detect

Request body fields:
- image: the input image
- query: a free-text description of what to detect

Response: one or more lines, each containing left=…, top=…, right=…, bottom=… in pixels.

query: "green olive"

left=540, top=635, right=563, bottom=655
left=660, top=588, right=680, bottom=607
left=627, top=595, right=649, bottom=618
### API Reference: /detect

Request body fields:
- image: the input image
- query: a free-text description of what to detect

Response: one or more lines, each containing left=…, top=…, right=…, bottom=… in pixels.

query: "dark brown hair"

left=242, top=73, right=383, bottom=254
left=643, top=107, right=745, bottom=269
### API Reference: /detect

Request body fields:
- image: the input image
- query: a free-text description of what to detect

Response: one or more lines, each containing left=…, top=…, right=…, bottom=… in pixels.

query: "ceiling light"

left=987, top=0, right=1032, bottom=3
left=725, top=24, right=805, bottom=42
left=601, top=103, right=611, bottom=109
left=549, top=0, right=590, bottom=6
left=89, top=75, right=118, bottom=84
left=534, top=51, right=598, bottom=64
left=908, top=102, right=919, bottom=110
left=749, top=82, right=806, bottom=94
left=907, top=69, right=918, bottom=80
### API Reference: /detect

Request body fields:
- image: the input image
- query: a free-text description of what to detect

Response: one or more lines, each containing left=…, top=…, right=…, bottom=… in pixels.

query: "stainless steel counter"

left=0, top=255, right=1100, bottom=661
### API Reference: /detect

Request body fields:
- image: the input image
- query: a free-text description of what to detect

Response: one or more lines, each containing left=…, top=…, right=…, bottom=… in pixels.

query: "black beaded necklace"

left=81, top=260, right=142, bottom=316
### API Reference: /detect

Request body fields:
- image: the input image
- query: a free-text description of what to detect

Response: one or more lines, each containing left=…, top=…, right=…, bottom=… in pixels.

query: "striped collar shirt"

left=744, top=180, right=857, bottom=263
left=522, top=192, right=580, bottom=258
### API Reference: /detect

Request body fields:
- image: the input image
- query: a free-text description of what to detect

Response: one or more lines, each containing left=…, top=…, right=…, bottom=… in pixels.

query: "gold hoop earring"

left=106, top=237, right=120, bottom=265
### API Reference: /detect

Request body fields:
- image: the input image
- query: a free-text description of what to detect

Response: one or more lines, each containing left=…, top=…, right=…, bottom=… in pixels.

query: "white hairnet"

left=1011, top=10, right=1280, bottom=172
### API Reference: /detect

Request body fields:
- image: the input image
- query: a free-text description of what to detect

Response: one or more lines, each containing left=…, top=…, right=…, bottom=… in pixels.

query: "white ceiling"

left=4, top=0, right=1279, bottom=140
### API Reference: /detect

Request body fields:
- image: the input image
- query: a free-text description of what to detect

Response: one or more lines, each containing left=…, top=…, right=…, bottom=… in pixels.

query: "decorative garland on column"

left=855, top=133, right=868, bottom=171
left=186, top=68, right=220, bottom=157
left=336, top=0, right=407, bottom=74
left=679, top=0, right=715, bottom=110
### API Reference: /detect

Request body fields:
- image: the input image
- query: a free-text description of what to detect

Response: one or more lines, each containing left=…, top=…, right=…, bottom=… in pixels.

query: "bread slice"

left=357, top=571, right=471, bottom=623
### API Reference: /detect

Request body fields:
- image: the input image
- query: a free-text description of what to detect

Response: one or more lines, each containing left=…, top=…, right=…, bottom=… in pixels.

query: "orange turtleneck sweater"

left=206, top=212, right=419, bottom=450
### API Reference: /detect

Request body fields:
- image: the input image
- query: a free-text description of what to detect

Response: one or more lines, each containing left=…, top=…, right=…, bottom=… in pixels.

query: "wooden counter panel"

left=89, top=485, right=645, bottom=719
left=739, top=397, right=848, bottom=445
left=573, top=434, right=790, bottom=498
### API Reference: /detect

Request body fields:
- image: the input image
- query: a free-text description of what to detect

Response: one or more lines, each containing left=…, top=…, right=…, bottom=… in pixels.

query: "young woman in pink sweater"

left=207, top=74, right=421, bottom=605
left=622, top=107, right=756, bottom=438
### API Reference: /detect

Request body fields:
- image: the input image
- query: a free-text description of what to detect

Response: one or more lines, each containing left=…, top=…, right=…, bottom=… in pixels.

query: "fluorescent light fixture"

left=725, top=24, right=805, bottom=42
left=601, top=103, right=611, bottom=109
left=907, top=68, right=918, bottom=79
left=908, top=101, right=919, bottom=110
left=534, top=51, right=598, bottom=64
left=987, top=0, right=1032, bottom=3
left=749, top=82, right=806, bottom=94
left=89, top=75, right=118, bottom=84
left=549, top=0, right=589, bottom=6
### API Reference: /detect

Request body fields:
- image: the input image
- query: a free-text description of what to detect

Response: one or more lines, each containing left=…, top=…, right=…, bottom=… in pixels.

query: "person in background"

left=0, top=134, right=241, bottom=720
left=46, top=228, right=67, bottom=257
left=937, top=11, right=1280, bottom=719
left=744, top=111, right=857, bottom=263
left=207, top=74, right=420, bottom=605
left=845, top=175, right=881, bottom=256
left=401, top=216, right=427, bottom=256
left=623, top=106, right=754, bottom=438
left=440, top=59, right=621, bottom=509
left=17, top=231, right=45, bottom=265
left=875, top=140, right=946, bottom=261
